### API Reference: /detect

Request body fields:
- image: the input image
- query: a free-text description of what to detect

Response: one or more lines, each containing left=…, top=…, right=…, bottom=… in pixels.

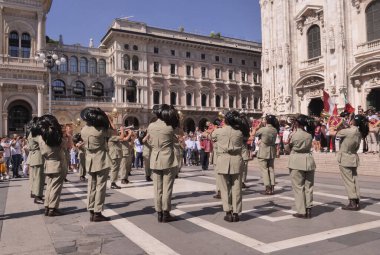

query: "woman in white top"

left=134, top=134, right=144, bottom=168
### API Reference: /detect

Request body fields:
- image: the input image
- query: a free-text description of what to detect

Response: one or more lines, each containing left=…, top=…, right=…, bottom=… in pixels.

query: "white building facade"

left=260, top=0, right=380, bottom=116
left=0, top=0, right=262, bottom=136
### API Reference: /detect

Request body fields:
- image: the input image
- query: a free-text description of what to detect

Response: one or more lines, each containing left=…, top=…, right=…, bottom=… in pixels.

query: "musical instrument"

left=328, top=116, right=343, bottom=135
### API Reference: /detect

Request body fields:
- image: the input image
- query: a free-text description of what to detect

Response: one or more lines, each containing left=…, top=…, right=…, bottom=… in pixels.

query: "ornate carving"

left=296, top=8, right=324, bottom=35
left=285, top=43, right=291, bottom=65
left=264, top=49, right=270, bottom=70
left=328, top=27, right=335, bottom=51
left=351, top=0, right=362, bottom=13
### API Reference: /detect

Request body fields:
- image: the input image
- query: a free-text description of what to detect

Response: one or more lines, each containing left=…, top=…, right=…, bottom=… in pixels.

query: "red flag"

left=323, top=90, right=336, bottom=115
left=344, top=95, right=355, bottom=113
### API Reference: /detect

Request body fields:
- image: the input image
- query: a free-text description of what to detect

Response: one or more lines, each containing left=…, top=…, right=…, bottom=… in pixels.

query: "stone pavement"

left=1, top=161, right=380, bottom=255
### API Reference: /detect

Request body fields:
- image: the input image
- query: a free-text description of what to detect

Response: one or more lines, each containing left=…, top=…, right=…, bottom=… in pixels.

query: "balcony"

left=355, top=39, right=380, bottom=58
left=200, top=76, right=211, bottom=83
left=213, top=78, right=225, bottom=85
left=184, top=75, right=196, bottom=82
left=226, top=79, right=237, bottom=85
left=52, top=95, right=113, bottom=105
left=0, top=56, right=45, bottom=70
left=299, top=56, right=323, bottom=72
left=169, top=73, right=180, bottom=80
left=151, top=72, right=164, bottom=79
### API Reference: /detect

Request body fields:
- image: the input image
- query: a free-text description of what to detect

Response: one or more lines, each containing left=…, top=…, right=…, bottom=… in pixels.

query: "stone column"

left=3, top=113, right=8, bottom=137
left=0, top=83, right=3, bottom=136
left=0, top=7, right=3, bottom=55
left=37, top=12, right=43, bottom=51
left=37, top=85, right=44, bottom=116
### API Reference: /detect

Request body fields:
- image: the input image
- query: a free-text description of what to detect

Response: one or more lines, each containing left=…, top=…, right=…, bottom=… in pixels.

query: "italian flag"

left=323, top=90, right=338, bottom=116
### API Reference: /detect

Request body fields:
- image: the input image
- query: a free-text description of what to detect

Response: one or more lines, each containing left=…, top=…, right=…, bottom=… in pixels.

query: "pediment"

left=295, top=5, right=323, bottom=21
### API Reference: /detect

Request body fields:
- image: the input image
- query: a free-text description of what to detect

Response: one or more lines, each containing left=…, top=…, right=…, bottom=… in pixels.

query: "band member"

left=120, top=129, right=133, bottom=184
left=252, top=115, right=279, bottom=195
left=81, top=107, right=115, bottom=222
left=108, top=127, right=124, bottom=189
left=211, top=118, right=223, bottom=199
left=147, top=104, right=180, bottom=223
left=142, top=132, right=153, bottom=182
left=36, top=114, right=67, bottom=217
left=336, top=114, right=369, bottom=211
left=288, top=115, right=316, bottom=219
left=212, top=111, right=250, bottom=222
left=26, top=117, right=45, bottom=204
left=72, top=133, right=86, bottom=182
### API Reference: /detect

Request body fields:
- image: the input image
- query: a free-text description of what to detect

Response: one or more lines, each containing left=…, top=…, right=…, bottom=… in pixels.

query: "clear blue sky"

left=46, top=0, right=262, bottom=47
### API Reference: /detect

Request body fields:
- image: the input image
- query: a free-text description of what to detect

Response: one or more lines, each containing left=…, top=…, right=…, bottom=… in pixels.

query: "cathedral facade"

left=0, top=0, right=262, bottom=136
left=260, top=0, right=380, bottom=116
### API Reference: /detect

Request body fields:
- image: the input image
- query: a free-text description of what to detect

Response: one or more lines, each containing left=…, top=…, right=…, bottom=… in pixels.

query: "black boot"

left=157, top=212, right=163, bottom=223
left=48, top=208, right=64, bottom=217
left=146, top=176, right=153, bottom=182
left=93, top=212, right=110, bottom=222
left=162, top=211, right=176, bottom=223
left=213, top=191, right=221, bottom=199
left=242, top=182, right=247, bottom=189
left=89, top=210, right=94, bottom=222
left=111, top=182, right=121, bottom=189
left=292, top=213, right=306, bottom=219
left=224, top=211, right=233, bottom=222
left=271, top=185, right=275, bottom=195
left=232, top=213, right=240, bottom=222
left=80, top=176, right=87, bottom=182
left=261, top=186, right=272, bottom=195
left=30, top=192, right=35, bottom=199
left=121, top=179, right=129, bottom=184
left=44, top=206, right=49, bottom=216
left=342, top=199, right=360, bottom=211
left=34, top=196, right=44, bottom=204
left=305, top=208, right=312, bottom=219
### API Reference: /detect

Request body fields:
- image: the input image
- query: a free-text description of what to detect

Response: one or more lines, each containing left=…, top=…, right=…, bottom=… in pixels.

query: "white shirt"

left=11, top=140, right=22, bottom=155
left=134, top=139, right=144, bottom=153
left=1, top=141, right=11, bottom=157
left=185, top=139, right=196, bottom=150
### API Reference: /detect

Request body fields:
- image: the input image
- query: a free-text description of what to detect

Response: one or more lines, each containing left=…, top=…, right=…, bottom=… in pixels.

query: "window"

left=216, top=95, right=221, bottom=107
left=170, top=92, right=177, bottom=105
left=229, top=58, right=233, bottom=64
left=241, top=72, right=246, bottom=82
left=307, top=25, right=321, bottom=59
left=254, top=61, right=257, bottom=67
left=92, top=82, right=103, bottom=97
left=126, top=80, right=137, bottom=102
left=79, top=57, right=88, bottom=74
left=154, top=47, right=159, bottom=54
left=201, top=94, right=207, bottom=107
left=153, top=91, right=160, bottom=104
left=132, top=56, right=139, bottom=71
left=124, top=44, right=129, bottom=50
left=59, top=55, right=68, bottom=73
left=21, top=33, right=31, bottom=58
left=201, top=53, right=206, bottom=60
left=229, top=70, right=234, bottom=80
left=9, top=31, right=19, bottom=57
left=133, top=45, right=138, bottom=51
left=253, top=73, right=258, bottom=83
left=186, top=93, right=192, bottom=106
left=89, top=58, right=97, bottom=74
left=186, top=65, right=192, bottom=76
left=254, top=97, right=259, bottom=109
left=215, top=68, right=221, bottom=79
left=52, top=80, right=65, bottom=97
left=242, top=97, right=247, bottom=109
left=170, top=64, right=176, bottom=74
left=153, top=62, right=160, bottom=73
left=215, top=56, right=220, bottom=62
left=69, top=56, right=78, bottom=73
left=366, top=0, right=380, bottom=41
left=201, top=67, right=207, bottom=78
left=98, top=59, right=106, bottom=75
left=171, top=50, right=176, bottom=56
left=241, top=59, right=246, bottom=65
left=186, top=51, right=191, bottom=58
left=123, top=54, right=130, bottom=70
left=73, top=81, right=85, bottom=97
left=229, top=96, right=235, bottom=108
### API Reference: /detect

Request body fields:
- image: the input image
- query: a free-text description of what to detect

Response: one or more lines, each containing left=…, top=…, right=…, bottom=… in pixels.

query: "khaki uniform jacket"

left=147, top=119, right=179, bottom=170
left=256, top=124, right=277, bottom=159
left=242, top=144, right=249, bottom=161
left=121, top=140, right=132, bottom=157
left=143, top=140, right=151, bottom=159
left=37, top=136, right=67, bottom=174
left=108, top=136, right=122, bottom=160
left=288, top=129, right=316, bottom=171
left=81, top=125, right=112, bottom=173
left=336, top=126, right=361, bottom=167
left=26, top=134, right=44, bottom=167
left=212, top=125, right=243, bottom=175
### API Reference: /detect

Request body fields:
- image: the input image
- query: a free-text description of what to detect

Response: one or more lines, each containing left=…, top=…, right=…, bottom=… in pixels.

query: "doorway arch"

left=367, top=88, right=380, bottom=111
left=183, top=118, right=195, bottom=133
left=124, top=116, right=139, bottom=129
left=8, top=100, right=32, bottom=135
left=308, top=98, right=324, bottom=116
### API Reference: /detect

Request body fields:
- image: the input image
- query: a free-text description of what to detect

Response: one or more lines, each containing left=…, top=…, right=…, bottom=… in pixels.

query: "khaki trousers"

left=31, top=165, right=44, bottom=197
left=339, top=166, right=360, bottom=199
left=218, top=173, right=242, bottom=213
left=367, top=132, right=379, bottom=152
left=78, top=151, right=86, bottom=177
left=44, top=172, right=64, bottom=209
left=257, top=158, right=275, bottom=186
left=290, top=169, right=314, bottom=214
left=120, top=156, right=132, bottom=180
left=109, top=158, right=122, bottom=183
left=143, top=156, right=152, bottom=177
left=87, top=169, right=109, bottom=213
left=152, top=168, right=177, bottom=212
left=242, top=161, right=248, bottom=183
left=213, top=167, right=220, bottom=192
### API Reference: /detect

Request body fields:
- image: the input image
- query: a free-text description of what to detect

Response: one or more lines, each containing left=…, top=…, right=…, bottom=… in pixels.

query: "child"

left=0, top=150, right=6, bottom=181
left=69, top=146, right=79, bottom=172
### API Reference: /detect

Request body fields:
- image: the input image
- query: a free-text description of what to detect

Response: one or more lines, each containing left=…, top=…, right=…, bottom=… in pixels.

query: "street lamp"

left=35, top=51, right=66, bottom=114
